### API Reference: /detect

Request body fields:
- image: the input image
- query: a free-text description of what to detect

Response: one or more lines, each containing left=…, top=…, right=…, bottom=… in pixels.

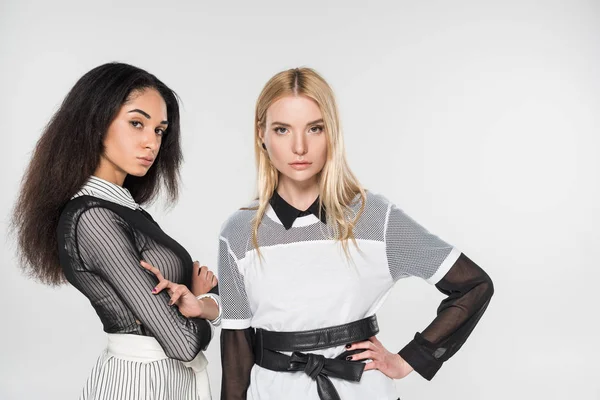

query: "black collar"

left=269, top=191, right=327, bottom=230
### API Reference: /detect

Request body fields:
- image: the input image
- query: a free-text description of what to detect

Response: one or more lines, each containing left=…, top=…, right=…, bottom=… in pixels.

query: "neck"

left=276, top=176, right=320, bottom=211
left=94, top=157, right=127, bottom=186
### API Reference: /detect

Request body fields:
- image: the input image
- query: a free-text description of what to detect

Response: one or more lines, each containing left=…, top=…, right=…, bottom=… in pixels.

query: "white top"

left=218, top=191, right=460, bottom=400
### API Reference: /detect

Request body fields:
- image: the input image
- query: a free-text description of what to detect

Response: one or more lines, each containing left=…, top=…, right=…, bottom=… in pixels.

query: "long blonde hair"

left=252, top=67, right=366, bottom=254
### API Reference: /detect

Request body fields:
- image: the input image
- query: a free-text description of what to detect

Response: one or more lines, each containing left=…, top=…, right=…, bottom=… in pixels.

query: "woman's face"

left=261, top=95, right=327, bottom=189
left=99, top=88, right=168, bottom=182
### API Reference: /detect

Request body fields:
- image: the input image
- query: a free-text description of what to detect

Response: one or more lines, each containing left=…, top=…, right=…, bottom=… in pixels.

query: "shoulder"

left=362, top=190, right=415, bottom=220
left=218, top=200, right=258, bottom=261
left=339, top=190, right=394, bottom=241
left=354, top=190, right=395, bottom=222
left=219, top=200, right=258, bottom=240
left=58, top=198, right=136, bottom=267
left=352, top=190, right=421, bottom=239
left=60, top=196, right=129, bottom=235
left=363, top=190, right=393, bottom=211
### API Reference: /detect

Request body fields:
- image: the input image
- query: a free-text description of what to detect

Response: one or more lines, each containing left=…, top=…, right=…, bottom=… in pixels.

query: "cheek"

left=268, top=139, right=287, bottom=165
left=315, top=136, right=328, bottom=166
left=104, top=126, right=136, bottom=161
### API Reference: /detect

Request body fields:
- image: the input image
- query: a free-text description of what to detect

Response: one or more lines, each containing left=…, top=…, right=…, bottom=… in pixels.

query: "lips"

left=289, top=162, right=312, bottom=171
left=138, top=156, right=155, bottom=167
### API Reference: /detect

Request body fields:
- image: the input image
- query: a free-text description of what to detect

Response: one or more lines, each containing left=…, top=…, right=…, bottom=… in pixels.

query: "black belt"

left=254, top=315, right=379, bottom=400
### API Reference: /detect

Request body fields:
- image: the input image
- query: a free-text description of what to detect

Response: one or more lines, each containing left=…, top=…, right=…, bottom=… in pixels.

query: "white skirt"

left=80, top=334, right=212, bottom=400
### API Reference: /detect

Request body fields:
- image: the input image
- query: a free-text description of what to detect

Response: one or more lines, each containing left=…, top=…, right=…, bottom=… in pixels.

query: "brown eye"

left=130, top=121, right=143, bottom=129
left=155, top=128, right=165, bottom=136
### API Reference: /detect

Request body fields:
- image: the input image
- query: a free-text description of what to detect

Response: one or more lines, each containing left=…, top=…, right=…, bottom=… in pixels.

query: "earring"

left=262, top=143, right=267, bottom=150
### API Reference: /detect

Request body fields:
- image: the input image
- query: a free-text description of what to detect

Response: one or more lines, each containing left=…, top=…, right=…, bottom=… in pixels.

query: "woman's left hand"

left=346, top=336, right=414, bottom=379
left=140, top=260, right=204, bottom=319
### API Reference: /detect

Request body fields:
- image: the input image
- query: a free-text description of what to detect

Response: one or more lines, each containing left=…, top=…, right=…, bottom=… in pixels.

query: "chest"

left=128, top=214, right=193, bottom=286
left=138, top=237, right=191, bottom=284
left=240, top=240, right=393, bottom=330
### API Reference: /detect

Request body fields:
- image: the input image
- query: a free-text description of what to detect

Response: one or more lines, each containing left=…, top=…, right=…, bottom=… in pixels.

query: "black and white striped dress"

left=58, top=176, right=219, bottom=400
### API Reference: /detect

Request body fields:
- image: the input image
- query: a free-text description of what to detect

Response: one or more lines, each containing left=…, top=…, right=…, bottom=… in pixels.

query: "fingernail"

left=345, top=344, right=351, bottom=349
left=346, top=356, right=352, bottom=361
left=152, top=288, right=157, bottom=293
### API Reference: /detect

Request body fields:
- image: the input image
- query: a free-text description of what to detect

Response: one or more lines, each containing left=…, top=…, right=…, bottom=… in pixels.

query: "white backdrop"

left=1, top=1, right=598, bottom=399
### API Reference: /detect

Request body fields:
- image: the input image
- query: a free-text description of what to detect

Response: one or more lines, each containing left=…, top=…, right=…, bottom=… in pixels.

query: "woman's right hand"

left=141, top=260, right=205, bottom=318
left=191, top=261, right=218, bottom=296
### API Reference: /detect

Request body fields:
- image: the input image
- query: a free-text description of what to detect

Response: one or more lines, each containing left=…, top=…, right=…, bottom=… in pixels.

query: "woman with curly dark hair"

left=12, top=62, right=220, bottom=400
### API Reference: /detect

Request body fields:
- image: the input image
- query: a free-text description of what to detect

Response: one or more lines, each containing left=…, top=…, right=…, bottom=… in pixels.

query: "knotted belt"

left=254, top=315, right=379, bottom=400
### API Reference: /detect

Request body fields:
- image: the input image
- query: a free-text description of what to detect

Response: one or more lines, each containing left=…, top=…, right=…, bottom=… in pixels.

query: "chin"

left=127, top=168, right=151, bottom=177
left=282, top=170, right=319, bottom=183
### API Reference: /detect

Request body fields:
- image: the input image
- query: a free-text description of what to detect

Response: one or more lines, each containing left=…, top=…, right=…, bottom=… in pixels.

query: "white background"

left=1, top=1, right=598, bottom=399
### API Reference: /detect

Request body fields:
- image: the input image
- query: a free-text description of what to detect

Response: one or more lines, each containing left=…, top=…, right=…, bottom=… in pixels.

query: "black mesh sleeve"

left=220, top=328, right=255, bottom=400
left=399, top=253, right=494, bottom=380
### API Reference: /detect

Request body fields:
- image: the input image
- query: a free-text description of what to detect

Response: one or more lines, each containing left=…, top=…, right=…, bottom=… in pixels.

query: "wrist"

left=196, top=295, right=220, bottom=321
left=397, top=354, right=414, bottom=373
left=398, top=337, right=442, bottom=380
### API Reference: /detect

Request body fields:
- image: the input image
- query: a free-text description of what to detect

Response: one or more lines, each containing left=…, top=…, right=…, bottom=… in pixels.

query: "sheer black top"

left=58, top=195, right=215, bottom=362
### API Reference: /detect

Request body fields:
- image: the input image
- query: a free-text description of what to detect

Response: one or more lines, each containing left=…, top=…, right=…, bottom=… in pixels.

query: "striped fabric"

left=72, top=176, right=222, bottom=327
left=74, top=176, right=139, bottom=209
left=58, top=176, right=217, bottom=399
left=80, top=334, right=211, bottom=400
left=82, top=351, right=198, bottom=400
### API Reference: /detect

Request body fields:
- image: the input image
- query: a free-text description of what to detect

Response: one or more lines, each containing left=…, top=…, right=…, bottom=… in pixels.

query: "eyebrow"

left=271, top=119, right=324, bottom=127
left=128, top=109, right=168, bottom=125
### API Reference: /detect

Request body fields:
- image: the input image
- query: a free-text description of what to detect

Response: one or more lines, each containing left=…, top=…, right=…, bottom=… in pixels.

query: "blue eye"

left=274, top=127, right=288, bottom=135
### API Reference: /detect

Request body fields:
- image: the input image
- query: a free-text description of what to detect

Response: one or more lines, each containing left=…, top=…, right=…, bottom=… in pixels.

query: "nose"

left=292, top=131, right=307, bottom=156
left=142, top=129, right=159, bottom=153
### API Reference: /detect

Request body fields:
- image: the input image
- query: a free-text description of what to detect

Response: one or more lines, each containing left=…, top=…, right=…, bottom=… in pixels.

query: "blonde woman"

left=218, top=68, right=494, bottom=400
